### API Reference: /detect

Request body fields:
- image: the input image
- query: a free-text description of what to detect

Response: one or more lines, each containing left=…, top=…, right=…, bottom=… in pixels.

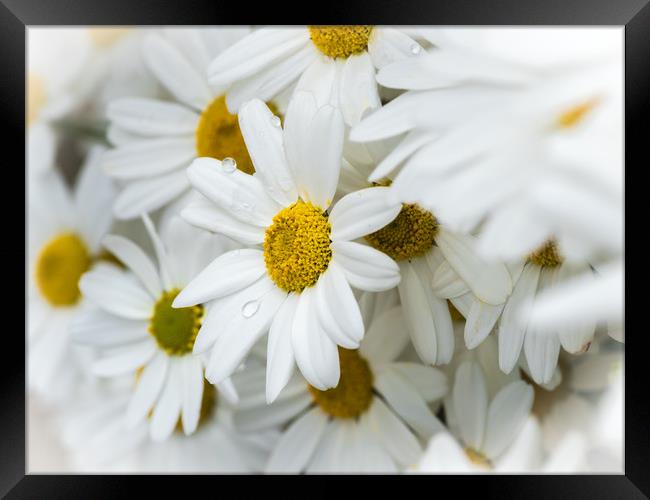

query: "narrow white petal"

left=331, top=240, right=400, bottom=292
left=180, top=356, right=204, bottom=435
left=266, top=294, right=298, bottom=403
left=93, top=340, right=157, bottom=377
left=150, top=360, right=183, bottom=441
left=181, top=199, right=265, bottom=245
left=452, top=361, right=488, bottom=450
left=339, top=51, right=380, bottom=126
left=359, top=306, right=408, bottom=365
left=102, top=234, right=162, bottom=298
left=107, top=97, right=200, bottom=136
left=126, top=352, right=169, bottom=427
left=368, top=397, right=422, bottom=467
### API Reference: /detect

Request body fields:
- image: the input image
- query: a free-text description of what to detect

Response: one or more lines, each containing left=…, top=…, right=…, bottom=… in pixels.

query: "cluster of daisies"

left=28, top=26, right=623, bottom=473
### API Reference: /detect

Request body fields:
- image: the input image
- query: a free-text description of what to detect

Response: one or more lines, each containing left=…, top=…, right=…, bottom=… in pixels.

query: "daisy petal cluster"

left=27, top=26, right=623, bottom=474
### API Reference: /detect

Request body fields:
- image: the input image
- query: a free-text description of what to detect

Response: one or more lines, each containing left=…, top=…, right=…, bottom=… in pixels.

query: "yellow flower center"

left=365, top=203, right=438, bottom=261
left=28, top=73, right=47, bottom=125
left=464, top=448, right=491, bottom=469
left=35, top=233, right=91, bottom=307
left=308, top=348, right=374, bottom=419
left=148, top=289, right=203, bottom=356
left=88, top=28, right=132, bottom=48
left=263, top=200, right=332, bottom=293
left=556, top=98, right=599, bottom=129
left=309, top=26, right=374, bottom=59
left=527, top=239, right=563, bottom=268
left=195, top=95, right=280, bottom=175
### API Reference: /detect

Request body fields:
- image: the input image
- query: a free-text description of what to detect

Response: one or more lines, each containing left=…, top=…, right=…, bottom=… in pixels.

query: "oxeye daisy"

left=59, top=377, right=277, bottom=472
left=337, top=140, right=513, bottom=365
left=100, top=27, right=291, bottom=220
left=174, top=95, right=401, bottom=401
left=350, top=28, right=622, bottom=260
left=71, top=215, right=240, bottom=441
left=425, top=360, right=534, bottom=472
left=231, top=305, right=447, bottom=473
left=28, top=148, right=116, bottom=403
left=206, top=26, right=429, bottom=126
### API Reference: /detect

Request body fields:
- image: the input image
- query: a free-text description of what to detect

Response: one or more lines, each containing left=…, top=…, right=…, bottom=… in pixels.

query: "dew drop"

left=222, top=157, right=237, bottom=173
left=241, top=300, right=260, bottom=318
left=410, top=43, right=421, bottom=55
left=270, top=115, right=281, bottom=128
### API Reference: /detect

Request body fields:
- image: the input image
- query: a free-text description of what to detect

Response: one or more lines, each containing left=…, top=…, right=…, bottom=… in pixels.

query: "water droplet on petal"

left=242, top=300, right=260, bottom=318
left=270, top=115, right=281, bottom=128
left=222, top=157, right=237, bottom=173
left=410, top=43, right=421, bottom=55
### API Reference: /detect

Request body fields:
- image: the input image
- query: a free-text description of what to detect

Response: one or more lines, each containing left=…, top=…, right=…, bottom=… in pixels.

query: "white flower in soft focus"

left=28, top=147, right=116, bottom=405
left=339, top=139, right=513, bottom=366
left=58, top=376, right=278, bottom=472
left=101, top=27, right=256, bottom=219
left=174, top=96, right=401, bottom=401
left=206, top=26, right=434, bottom=126
left=71, top=215, right=240, bottom=442
left=28, top=28, right=93, bottom=177
left=232, top=304, right=446, bottom=473
left=351, top=28, right=622, bottom=264
left=416, top=360, right=536, bottom=473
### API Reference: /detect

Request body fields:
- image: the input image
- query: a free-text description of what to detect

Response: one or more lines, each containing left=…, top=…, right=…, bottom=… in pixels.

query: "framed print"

left=1, top=0, right=646, bottom=496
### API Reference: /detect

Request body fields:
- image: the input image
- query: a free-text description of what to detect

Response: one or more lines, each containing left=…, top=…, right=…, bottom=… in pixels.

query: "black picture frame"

left=5, top=0, right=647, bottom=496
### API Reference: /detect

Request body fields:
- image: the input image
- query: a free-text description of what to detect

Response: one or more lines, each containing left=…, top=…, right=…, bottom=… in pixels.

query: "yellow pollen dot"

left=28, top=73, right=47, bottom=125
left=148, top=289, right=203, bottom=356
left=309, top=25, right=374, bottom=59
left=527, top=239, right=563, bottom=268
left=309, top=348, right=374, bottom=419
left=35, top=233, right=91, bottom=306
left=88, top=28, right=132, bottom=47
left=556, top=98, right=600, bottom=129
left=365, top=203, right=438, bottom=261
left=263, top=200, right=332, bottom=293
left=464, top=447, right=491, bottom=469
left=195, top=95, right=280, bottom=175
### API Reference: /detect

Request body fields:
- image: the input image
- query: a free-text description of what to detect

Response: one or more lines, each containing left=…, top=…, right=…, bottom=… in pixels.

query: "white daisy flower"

left=71, top=214, right=240, bottom=441
left=59, top=377, right=277, bottom=472
left=174, top=96, right=401, bottom=401
left=28, top=147, right=116, bottom=404
left=350, top=28, right=622, bottom=262
left=338, top=140, right=513, bottom=365
left=206, top=26, right=430, bottom=126
left=231, top=305, right=447, bottom=473
left=422, top=359, right=534, bottom=472
left=101, top=27, right=268, bottom=220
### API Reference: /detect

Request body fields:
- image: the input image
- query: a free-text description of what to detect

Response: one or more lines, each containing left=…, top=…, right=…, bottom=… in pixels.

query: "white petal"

left=498, top=264, right=541, bottom=374
left=237, top=98, right=297, bottom=206
left=234, top=391, right=312, bottom=432
left=70, top=307, right=149, bottom=348
left=339, top=51, right=380, bottom=126
left=359, top=306, right=408, bottom=365
left=290, top=287, right=340, bottom=390
left=482, top=381, right=534, bottom=459
left=328, top=187, right=401, bottom=242
left=107, top=97, right=200, bottom=136
left=452, top=360, right=488, bottom=450
left=265, top=407, right=329, bottom=473
left=388, top=362, right=447, bottom=402
left=113, top=169, right=190, bottom=220
left=180, top=356, right=204, bottom=435
left=181, top=198, right=265, bottom=245
left=93, top=340, right=157, bottom=377
left=431, top=258, right=470, bottom=299
left=465, top=300, right=504, bottom=350
left=79, top=263, right=154, bottom=320
left=186, top=157, right=280, bottom=227
left=102, top=137, right=195, bottom=180
left=205, top=280, right=286, bottom=384
left=367, top=129, right=436, bottom=183
left=368, top=397, right=422, bottom=467
left=126, top=351, right=169, bottom=427
left=435, top=228, right=512, bottom=305
left=368, top=28, right=423, bottom=70
left=173, top=249, right=265, bottom=307
left=144, top=34, right=212, bottom=110
left=102, top=234, right=162, bottom=298
left=150, top=360, right=183, bottom=441
left=523, top=329, right=561, bottom=385
left=374, top=369, right=443, bottom=439
left=284, top=91, right=344, bottom=209
left=266, top=293, right=298, bottom=403
left=314, top=262, right=364, bottom=349
left=331, top=240, right=400, bottom=292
